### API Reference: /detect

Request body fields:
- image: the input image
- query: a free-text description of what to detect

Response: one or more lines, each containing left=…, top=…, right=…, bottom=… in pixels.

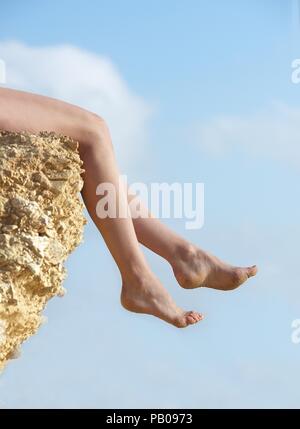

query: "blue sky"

left=1, top=0, right=300, bottom=408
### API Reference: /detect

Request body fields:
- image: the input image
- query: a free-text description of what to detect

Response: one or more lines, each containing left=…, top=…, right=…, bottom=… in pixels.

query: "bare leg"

left=0, top=87, right=202, bottom=327
left=127, top=194, right=257, bottom=290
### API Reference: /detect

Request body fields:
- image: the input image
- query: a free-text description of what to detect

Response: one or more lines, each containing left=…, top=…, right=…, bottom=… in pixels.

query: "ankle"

left=121, top=262, right=152, bottom=288
left=170, top=241, right=198, bottom=267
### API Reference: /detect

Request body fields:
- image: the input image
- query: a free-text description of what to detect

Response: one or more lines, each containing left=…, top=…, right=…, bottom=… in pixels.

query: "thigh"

left=0, top=87, right=93, bottom=143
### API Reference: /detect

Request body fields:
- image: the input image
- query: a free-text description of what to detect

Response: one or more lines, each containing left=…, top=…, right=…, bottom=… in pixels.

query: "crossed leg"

left=0, top=87, right=257, bottom=327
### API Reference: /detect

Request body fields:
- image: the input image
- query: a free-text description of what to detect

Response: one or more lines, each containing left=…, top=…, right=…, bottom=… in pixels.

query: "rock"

left=0, top=131, right=86, bottom=372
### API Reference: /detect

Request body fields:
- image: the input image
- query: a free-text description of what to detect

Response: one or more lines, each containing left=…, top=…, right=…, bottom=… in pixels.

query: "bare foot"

left=172, top=244, right=257, bottom=291
left=121, top=270, right=204, bottom=328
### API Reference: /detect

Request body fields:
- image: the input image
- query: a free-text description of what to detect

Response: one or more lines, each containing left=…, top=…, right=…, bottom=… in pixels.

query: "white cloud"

left=194, top=103, right=300, bottom=168
left=0, top=41, right=151, bottom=169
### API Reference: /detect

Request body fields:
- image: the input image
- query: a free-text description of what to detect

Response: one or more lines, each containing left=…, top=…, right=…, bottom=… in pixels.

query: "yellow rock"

left=0, top=131, right=86, bottom=372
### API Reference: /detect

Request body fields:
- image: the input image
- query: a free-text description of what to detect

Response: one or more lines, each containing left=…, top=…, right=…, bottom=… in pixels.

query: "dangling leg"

left=127, top=187, right=257, bottom=290
left=0, top=87, right=203, bottom=327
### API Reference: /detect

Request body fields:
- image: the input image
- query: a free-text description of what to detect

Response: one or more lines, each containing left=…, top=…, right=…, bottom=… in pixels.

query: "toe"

left=247, top=265, right=258, bottom=278
left=189, top=312, right=198, bottom=322
left=196, top=312, right=204, bottom=321
left=191, top=311, right=203, bottom=322
left=233, top=265, right=258, bottom=287
left=231, top=265, right=257, bottom=289
left=186, top=311, right=203, bottom=325
left=186, top=314, right=197, bottom=324
left=174, top=311, right=204, bottom=328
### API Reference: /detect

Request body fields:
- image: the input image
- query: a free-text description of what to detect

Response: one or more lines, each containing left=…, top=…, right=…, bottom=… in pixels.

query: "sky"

left=0, top=0, right=300, bottom=409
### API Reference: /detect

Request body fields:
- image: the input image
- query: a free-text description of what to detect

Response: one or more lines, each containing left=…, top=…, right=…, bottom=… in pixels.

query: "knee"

left=79, top=112, right=113, bottom=156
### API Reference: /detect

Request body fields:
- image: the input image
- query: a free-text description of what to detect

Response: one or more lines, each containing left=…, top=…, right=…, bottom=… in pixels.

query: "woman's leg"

left=127, top=194, right=257, bottom=290
left=0, top=87, right=202, bottom=327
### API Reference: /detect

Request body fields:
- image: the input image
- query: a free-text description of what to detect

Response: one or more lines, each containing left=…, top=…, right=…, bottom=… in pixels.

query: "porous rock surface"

left=0, top=131, right=86, bottom=371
